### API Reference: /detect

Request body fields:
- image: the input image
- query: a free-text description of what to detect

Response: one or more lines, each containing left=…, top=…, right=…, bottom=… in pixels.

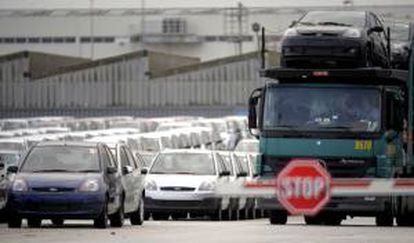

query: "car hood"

left=147, top=174, right=217, bottom=188
left=16, top=172, right=102, bottom=189
left=295, top=26, right=358, bottom=35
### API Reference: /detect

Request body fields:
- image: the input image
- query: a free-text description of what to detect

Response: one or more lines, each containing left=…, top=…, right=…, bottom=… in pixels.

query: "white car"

left=144, top=149, right=231, bottom=220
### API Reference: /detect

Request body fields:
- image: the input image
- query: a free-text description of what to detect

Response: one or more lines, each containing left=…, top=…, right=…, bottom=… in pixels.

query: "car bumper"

left=8, top=192, right=105, bottom=219
left=257, top=196, right=390, bottom=216
left=281, top=36, right=366, bottom=67
left=145, top=190, right=221, bottom=213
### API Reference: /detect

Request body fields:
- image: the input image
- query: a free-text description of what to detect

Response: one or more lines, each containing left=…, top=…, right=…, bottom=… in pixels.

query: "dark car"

left=5, top=141, right=136, bottom=228
left=389, top=22, right=413, bottom=70
left=280, top=11, right=390, bottom=68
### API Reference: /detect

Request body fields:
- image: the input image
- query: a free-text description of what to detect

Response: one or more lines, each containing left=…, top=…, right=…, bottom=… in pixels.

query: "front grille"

left=31, top=187, right=76, bottom=193
left=262, top=156, right=376, bottom=178
left=160, top=187, right=195, bottom=192
left=27, top=202, right=73, bottom=212
left=151, top=200, right=202, bottom=207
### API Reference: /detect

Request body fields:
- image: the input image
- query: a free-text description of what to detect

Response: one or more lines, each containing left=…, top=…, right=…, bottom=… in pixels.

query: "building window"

left=42, top=37, right=52, bottom=43
left=205, top=36, right=217, bottom=42
left=80, top=36, right=114, bottom=43
left=16, top=38, right=26, bottom=43
left=28, top=37, right=40, bottom=43
left=162, top=18, right=187, bottom=34
left=4, top=38, right=15, bottom=43
left=80, top=37, right=92, bottom=43
left=64, top=37, right=76, bottom=43
left=53, top=37, right=64, bottom=43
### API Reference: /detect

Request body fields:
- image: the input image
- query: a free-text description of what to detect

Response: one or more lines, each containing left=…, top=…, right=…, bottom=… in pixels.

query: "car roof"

left=34, top=141, right=100, bottom=147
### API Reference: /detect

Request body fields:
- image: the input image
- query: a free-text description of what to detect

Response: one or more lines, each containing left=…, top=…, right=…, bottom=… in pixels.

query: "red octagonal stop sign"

left=276, top=159, right=331, bottom=215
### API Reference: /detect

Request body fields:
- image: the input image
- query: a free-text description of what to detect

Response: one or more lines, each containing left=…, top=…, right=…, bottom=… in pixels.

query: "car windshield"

left=20, top=146, right=100, bottom=172
left=263, top=86, right=381, bottom=132
left=141, top=154, right=156, bottom=167
left=150, top=153, right=215, bottom=175
left=298, top=11, right=366, bottom=28
left=391, top=23, right=410, bottom=41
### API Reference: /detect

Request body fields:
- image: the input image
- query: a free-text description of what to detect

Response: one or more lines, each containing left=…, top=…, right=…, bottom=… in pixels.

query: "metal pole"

left=90, top=0, right=94, bottom=59
left=141, top=0, right=146, bottom=50
left=237, top=2, right=243, bottom=55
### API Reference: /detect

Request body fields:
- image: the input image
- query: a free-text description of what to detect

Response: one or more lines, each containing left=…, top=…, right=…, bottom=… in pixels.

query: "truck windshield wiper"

left=32, top=169, right=72, bottom=173
left=317, top=125, right=352, bottom=131
left=317, top=22, right=352, bottom=27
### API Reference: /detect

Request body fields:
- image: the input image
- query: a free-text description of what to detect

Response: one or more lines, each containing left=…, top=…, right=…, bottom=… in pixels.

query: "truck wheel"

left=210, top=209, right=223, bottom=221
left=171, top=212, right=187, bottom=220
left=304, top=215, right=323, bottom=225
left=152, top=213, right=169, bottom=220
left=396, top=215, right=414, bottom=227
left=269, top=210, right=287, bottom=225
left=323, top=216, right=342, bottom=226
left=8, top=216, right=22, bottom=228
left=376, top=213, right=393, bottom=227
left=27, top=218, right=42, bottom=228
left=130, top=198, right=144, bottom=225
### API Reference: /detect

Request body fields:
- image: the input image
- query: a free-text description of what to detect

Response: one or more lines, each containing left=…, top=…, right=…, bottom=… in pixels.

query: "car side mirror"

left=219, top=171, right=231, bottom=177
left=368, top=26, right=384, bottom=35
left=7, top=166, right=18, bottom=174
left=122, top=165, right=133, bottom=175
left=107, top=166, right=117, bottom=174
left=237, top=172, right=248, bottom=177
left=141, top=168, right=148, bottom=175
left=289, top=20, right=297, bottom=28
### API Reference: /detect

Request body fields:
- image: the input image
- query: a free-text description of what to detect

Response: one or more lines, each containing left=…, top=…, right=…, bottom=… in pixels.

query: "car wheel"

left=210, top=209, right=222, bottom=221
left=152, top=213, right=169, bottom=221
left=52, top=219, right=64, bottom=226
left=396, top=214, right=414, bottom=227
left=144, top=212, right=150, bottom=221
left=8, top=216, right=22, bottom=228
left=110, top=203, right=125, bottom=227
left=27, top=218, right=42, bottom=228
left=171, top=212, right=187, bottom=220
left=94, top=203, right=109, bottom=229
left=269, top=210, right=287, bottom=225
left=376, top=213, right=393, bottom=227
left=130, top=198, right=144, bottom=225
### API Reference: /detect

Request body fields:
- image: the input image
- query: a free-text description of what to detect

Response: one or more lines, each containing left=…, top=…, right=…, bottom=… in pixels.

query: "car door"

left=132, top=152, right=146, bottom=199
left=102, top=145, right=122, bottom=215
left=118, top=146, right=135, bottom=213
left=126, top=147, right=144, bottom=212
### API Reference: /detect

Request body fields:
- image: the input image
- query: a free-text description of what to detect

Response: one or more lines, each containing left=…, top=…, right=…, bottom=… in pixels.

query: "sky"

left=0, top=0, right=413, bottom=9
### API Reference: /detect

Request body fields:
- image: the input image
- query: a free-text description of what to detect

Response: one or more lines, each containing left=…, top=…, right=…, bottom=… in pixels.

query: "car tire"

left=396, top=214, right=414, bottom=227
left=144, top=212, right=150, bottom=221
left=171, top=212, right=187, bottom=220
left=110, top=202, right=125, bottom=227
left=376, top=213, right=394, bottom=227
left=94, top=203, right=109, bottom=229
left=152, top=213, right=169, bottom=221
left=8, top=216, right=22, bottom=228
left=269, top=210, right=287, bottom=225
left=210, top=209, right=223, bottom=221
left=27, top=218, right=42, bottom=228
left=52, top=219, right=64, bottom=226
left=130, top=198, right=145, bottom=225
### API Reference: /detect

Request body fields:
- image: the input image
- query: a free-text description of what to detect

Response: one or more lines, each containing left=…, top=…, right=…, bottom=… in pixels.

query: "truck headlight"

left=79, top=179, right=100, bottom=192
left=12, top=179, right=28, bottom=192
left=342, top=28, right=361, bottom=38
left=198, top=181, right=216, bottom=191
left=145, top=180, right=157, bottom=191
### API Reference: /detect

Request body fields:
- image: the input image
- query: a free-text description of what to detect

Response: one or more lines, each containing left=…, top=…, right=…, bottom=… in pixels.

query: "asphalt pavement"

left=1, top=217, right=413, bottom=243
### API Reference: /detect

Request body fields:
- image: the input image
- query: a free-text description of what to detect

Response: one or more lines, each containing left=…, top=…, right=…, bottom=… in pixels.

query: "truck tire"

left=27, top=218, right=42, bottom=228
left=304, top=215, right=324, bottom=225
left=8, top=216, right=22, bottom=228
left=152, top=212, right=169, bottom=220
left=376, top=213, right=393, bottom=227
left=210, top=209, right=223, bottom=221
left=52, top=219, right=64, bottom=226
left=269, top=210, right=287, bottom=225
left=396, top=214, right=414, bottom=227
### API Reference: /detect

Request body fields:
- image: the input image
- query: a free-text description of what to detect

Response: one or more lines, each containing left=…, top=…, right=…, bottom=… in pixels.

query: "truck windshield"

left=263, top=86, right=381, bottom=132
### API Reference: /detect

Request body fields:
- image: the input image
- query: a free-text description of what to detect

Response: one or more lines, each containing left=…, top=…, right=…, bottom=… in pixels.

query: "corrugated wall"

left=1, top=54, right=266, bottom=110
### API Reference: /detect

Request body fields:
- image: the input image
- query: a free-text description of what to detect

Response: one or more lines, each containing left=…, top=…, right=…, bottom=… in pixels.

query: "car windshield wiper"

left=32, top=169, right=72, bottom=173
left=298, top=22, right=315, bottom=26
left=317, top=22, right=352, bottom=27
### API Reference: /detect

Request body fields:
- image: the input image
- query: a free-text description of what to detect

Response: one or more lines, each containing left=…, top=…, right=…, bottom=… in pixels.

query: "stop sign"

left=276, top=159, right=331, bottom=215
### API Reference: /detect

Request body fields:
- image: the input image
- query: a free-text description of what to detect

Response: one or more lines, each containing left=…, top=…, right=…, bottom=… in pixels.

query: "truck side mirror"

left=248, top=98, right=258, bottom=129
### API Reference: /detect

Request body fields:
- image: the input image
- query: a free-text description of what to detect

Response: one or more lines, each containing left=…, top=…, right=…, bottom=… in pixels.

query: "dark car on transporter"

left=389, top=22, right=413, bottom=70
left=6, top=141, right=144, bottom=228
left=280, top=11, right=391, bottom=68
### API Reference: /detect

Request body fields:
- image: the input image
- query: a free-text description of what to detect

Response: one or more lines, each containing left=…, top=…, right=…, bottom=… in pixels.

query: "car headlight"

left=79, top=179, right=100, bottom=192
left=12, top=179, right=28, bottom=192
left=145, top=180, right=157, bottom=191
left=342, top=28, right=361, bottom=38
left=198, top=181, right=216, bottom=191
left=283, top=28, right=298, bottom=37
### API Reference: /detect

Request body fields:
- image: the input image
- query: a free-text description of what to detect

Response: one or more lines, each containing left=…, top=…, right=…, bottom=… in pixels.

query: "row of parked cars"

left=280, top=10, right=412, bottom=69
left=4, top=141, right=259, bottom=228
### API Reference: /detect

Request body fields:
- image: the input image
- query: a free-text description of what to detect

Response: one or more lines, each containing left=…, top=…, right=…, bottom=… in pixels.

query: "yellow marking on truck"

left=354, top=140, right=372, bottom=151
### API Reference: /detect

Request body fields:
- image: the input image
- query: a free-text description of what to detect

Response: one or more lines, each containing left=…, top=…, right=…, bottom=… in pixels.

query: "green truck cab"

left=248, top=68, right=411, bottom=226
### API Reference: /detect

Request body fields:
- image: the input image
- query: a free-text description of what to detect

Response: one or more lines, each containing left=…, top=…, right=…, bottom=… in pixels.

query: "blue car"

left=6, top=141, right=137, bottom=228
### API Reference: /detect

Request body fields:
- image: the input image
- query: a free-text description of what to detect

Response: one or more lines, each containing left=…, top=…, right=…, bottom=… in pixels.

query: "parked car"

left=6, top=141, right=126, bottom=228
left=108, top=143, right=147, bottom=226
left=280, top=11, right=390, bottom=68
left=389, top=22, right=413, bottom=69
left=144, top=149, right=230, bottom=220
